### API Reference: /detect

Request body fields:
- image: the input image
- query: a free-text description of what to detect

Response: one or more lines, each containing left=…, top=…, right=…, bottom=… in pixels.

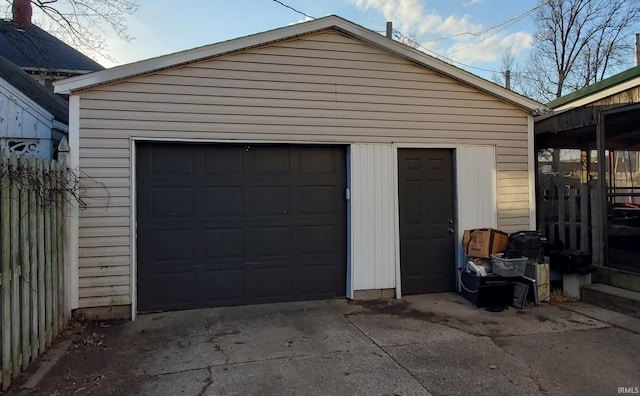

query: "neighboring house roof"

left=546, top=66, right=640, bottom=110
left=54, top=15, right=543, bottom=113
left=0, top=19, right=104, bottom=75
left=0, top=53, right=68, bottom=124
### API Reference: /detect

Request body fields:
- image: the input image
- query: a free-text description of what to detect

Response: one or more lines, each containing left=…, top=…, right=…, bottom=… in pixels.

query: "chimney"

left=12, top=0, right=32, bottom=29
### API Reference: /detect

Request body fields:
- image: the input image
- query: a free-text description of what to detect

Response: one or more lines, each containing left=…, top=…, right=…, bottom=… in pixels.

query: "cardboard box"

left=462, top=228, right=508, bottom=259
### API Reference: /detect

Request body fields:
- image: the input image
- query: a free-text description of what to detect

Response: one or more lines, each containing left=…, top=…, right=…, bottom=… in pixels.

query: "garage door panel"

left=203, top=186, right=244, bottom=217
left=246, top=265, right=292, bottom=299
left=138, top=270, right=195, bottom=311
left=298, top=225, right=337, bottom=255
left=299, top=186, right=336, bottom=214
left=296, top=264, right=343, bottom=295
left=203, top=146, right=243, bottom=175
left=298, top=148, right=337, bottom=174
left=249, top=226, right=292, bottom=257
left=137, top=143, right=346, bottom=312
left=249, top=186, right=291, bottom=216
left=151, top=145, right=195, bottom=175
left=251, top=147, right=291, bottom=174
left=203, top=228, right=244, bottom=259
left=151, top=186, right=195, bottom=218
left=199, top=269, right=246, bottom=302
left=151, top=228, right=195, bottom=262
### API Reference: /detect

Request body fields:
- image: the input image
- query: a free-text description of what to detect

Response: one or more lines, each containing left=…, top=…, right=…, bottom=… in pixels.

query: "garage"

left=55, top=16, right=541, bottom=318
left=136, top=143, right=347, bottom=312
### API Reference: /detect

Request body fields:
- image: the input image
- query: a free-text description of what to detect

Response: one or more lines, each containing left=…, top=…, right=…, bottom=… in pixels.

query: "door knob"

left=448, top=227, right=455, bottom=234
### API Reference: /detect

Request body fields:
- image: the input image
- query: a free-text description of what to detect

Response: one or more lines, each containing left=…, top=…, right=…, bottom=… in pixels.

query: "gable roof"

left=546, top=65, right=640, bottom=110
left=54, top=15, right=543, bottom=113
left=0, top=19, right=104, bottom=75
left=0, top=53, right=68, bottom=124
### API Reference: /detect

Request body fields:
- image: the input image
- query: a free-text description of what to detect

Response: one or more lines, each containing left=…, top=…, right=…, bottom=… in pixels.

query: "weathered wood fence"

left=538, top=175, right=603, bottom=265
left=0, top=151, right=69, bottom=390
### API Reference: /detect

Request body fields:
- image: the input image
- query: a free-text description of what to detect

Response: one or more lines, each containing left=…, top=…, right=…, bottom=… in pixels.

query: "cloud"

left=352, top=0, right=480, bottom=37
left=446, top=30, right=533, bottom=64
left=289, top=16, right=314, bottom=26
left=349, top=0, right=533, bottom=67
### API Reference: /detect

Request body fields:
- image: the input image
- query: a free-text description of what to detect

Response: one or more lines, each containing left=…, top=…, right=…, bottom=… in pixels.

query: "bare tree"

left=2, top=0, right=138, bottom=62
left=525, top=0, right=640, bottom=102
left=492, top=46, right=521, bottom=90
left=394, top=30, right=420, bottom=49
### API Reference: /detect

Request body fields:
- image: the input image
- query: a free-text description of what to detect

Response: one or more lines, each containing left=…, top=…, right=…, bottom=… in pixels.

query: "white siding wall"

left=0, top=77, right=54, bottom=157
left=457, top=145, right=498, bottom=231
left=350, top=144, right=396, bottom=291
left=74, top=30, right=533, bottom=308
left=456, top=145, right=498, bottom=266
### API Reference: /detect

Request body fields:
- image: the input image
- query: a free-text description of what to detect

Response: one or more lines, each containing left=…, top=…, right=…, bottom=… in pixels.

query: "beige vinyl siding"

left=76, top=29, right=531, bottom=308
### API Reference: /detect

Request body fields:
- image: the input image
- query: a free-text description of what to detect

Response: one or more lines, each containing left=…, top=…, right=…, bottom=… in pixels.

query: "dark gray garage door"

left=136, top=143, right=347, bottom=312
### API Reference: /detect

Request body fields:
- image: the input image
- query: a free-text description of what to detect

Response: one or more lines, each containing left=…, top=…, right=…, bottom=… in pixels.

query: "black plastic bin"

left=549, top=250, right=593, bottom=274
left=460, top=271, right=514, bottom=308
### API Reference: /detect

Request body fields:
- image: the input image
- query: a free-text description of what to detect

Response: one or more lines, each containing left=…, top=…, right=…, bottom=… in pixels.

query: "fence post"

left=57, top=138, right=71, bottom=321
left=580, top=183, right=589, bottom=253
left=558, top=182, right=566, bottom=245
left=19, top=156, right=31, bottom=371
left=9, top=155, right=20, bottom=380
left=36, top=158, right=45, bottom=355
left=548, top=176, right=557, bottom=243
left=43, top=160, right=53, bottom=348
left=591, top=183, right=603, bottom=266
left=27, top=157, right=38, bottom=362
left=1, top=152, right=11, bottom=389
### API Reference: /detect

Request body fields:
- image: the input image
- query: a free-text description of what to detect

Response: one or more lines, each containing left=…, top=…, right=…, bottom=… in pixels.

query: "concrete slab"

left=347, top=313, right=474, bottom=347
left=139, top=349, right=432, bottom=396
left=14, top=294, right=640, bottom=395
left=119, top=300, right=372, bottom=376
left=338, top=293, right=609, bottom=337
left=552, top=301, right=640, bottom=334
left=386, top=336, right=541, bottom=395
left=494, top=327, right=640, bottom=395
left=18, top=339, right=72, bottom=392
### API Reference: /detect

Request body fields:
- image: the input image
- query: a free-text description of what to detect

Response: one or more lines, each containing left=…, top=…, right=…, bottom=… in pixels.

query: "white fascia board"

left=53, top=119, right=69, bottom=133
left=553, top=77, right=640, bottom=111
left=53, top=15, right=543, bottom=112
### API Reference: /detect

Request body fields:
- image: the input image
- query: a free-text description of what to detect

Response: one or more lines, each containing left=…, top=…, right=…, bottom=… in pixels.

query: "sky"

left=0, top=0, right=554, bottom=82
left=92, top=0, right=543, bottom=81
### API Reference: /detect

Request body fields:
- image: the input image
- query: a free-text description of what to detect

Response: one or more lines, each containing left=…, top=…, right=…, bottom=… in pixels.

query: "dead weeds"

left=550, top=290, right=579, bottom=303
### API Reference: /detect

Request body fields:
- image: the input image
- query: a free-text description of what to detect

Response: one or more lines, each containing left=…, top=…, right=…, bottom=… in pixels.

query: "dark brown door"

left=136, top=143, right=347, bottom=312
left=398, top=148, right=456, bottom=294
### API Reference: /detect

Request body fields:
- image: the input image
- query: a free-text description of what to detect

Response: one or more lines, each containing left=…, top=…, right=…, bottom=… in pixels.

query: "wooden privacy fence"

left=0, top=151, right=69, bottom=390
left=537, top=175, right=603, bottom=264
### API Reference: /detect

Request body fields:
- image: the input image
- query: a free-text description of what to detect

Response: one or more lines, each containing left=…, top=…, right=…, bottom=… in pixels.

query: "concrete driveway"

left=11, top=293, right=640, bottom=395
